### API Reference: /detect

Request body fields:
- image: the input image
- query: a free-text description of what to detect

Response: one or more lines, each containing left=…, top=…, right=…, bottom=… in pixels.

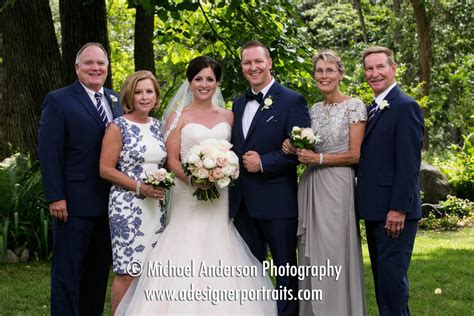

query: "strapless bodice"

left=180, top=122, right=231, bottom=159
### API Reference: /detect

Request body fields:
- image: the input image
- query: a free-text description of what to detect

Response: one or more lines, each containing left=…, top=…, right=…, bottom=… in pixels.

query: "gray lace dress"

left=297, top=98, right=367, bottom=315
left=108, top=117, right=167, bottom=274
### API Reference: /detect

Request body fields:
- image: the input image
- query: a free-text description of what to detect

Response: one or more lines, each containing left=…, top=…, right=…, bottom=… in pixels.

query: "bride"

left=116, top=56, right=277, bottom=315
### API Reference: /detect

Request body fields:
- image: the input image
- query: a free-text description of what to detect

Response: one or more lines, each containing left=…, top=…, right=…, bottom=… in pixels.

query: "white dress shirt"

left=242, top=78, right=275, bottom=138
left=374, top=81, right=397, bottom=108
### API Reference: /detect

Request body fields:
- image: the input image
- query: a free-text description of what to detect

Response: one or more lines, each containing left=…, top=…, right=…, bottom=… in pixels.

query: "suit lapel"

left=72, top=80, right=106, bottom=128
left=365, top=85, right=400, bottom=138
left=245, top=81, right=281, bottom=141
left=104, top=90, right=122, bottom=119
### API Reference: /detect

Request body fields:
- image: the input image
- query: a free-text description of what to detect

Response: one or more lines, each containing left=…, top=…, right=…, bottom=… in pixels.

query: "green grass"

left=1, top=228, right=473, bottom=316
left=363, top=228, right=474, bottom=316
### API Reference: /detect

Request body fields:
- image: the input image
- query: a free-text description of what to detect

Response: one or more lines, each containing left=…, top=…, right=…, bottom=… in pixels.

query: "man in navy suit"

left=229, top=40, right=310, bottom=316
left=357, top=46, right=424, bottom=316
left=39, top=43, right=123, bottom=315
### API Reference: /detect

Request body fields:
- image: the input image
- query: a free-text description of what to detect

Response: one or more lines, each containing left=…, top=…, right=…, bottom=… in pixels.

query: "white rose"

left=216, top=177, right=231, bottom=188
left=300, top=128, right=314, bottom=141
left=195, top=168, right=209, bottom=179
left=203, top=158, right=216, bottom=169
left=222, top=166, right=234, bottom=176
left=194, top=160, right=203, bottom=168
left=232, top=169, right=240, bottom=179
left=152, top=171, right=165, bottom=182
left=218, top=140, right=233, bottom=151
left=291, top=126, right=301, bottom=133
left=187, top=154, right=200, bottom=164
left=225, top=151, right=239, bottom=165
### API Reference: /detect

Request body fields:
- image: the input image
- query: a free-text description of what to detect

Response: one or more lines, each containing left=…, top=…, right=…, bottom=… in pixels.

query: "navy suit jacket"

left=38, top=80, right=123, bottom=217
left=229, top=81, right=311, bottom=219
left=357, top=85, right=424, bottom=221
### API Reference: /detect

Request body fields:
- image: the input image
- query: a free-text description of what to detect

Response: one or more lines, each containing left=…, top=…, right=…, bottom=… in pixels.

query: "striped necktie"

left=367, top=100, right=378, bottom=122
left=94, top=92, right=108, bottom=125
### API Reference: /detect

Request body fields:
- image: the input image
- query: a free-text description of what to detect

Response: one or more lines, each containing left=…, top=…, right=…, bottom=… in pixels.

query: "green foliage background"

left=105, top=0, right=472, bottom=154
left=2, top=0, right=470, bottom=258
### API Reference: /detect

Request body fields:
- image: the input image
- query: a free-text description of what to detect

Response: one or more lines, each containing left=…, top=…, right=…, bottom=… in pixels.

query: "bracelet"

left=319, top=153, right=324, bottom=165
left=135, top=181, right=141, bottom=195
left=188, top=176, right=193, bottom=187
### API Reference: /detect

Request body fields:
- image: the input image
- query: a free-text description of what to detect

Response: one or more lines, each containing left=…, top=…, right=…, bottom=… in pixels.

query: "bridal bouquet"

left=143, top=168, right=176, bottom=206
left=182, top=139, right=240, bottom=201
left=289, top=126, right=320, bottom=149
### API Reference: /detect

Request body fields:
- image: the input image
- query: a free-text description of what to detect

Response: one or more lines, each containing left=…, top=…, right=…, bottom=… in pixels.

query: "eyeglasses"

left=314, top=68, right=338, bottom=76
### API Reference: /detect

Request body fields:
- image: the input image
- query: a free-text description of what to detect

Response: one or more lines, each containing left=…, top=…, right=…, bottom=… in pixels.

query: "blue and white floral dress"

left=109, top=117, right=167, bottom=274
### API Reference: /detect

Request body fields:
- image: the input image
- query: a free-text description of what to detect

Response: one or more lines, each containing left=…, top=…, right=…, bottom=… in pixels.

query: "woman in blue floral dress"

left=100, top=70, right=167, bottom=314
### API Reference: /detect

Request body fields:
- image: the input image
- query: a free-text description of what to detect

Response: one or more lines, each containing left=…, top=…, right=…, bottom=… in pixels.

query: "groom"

left=230, top=40, right=310, bottom=316
left=357, top=46, right=424, bottom=316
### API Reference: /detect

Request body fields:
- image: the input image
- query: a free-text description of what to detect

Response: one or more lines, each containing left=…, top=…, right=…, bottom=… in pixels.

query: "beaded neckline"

left=320, top=98, right=351, bottom=107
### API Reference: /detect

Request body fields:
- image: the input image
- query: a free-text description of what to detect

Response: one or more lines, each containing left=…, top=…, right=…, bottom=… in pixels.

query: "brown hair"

left=362, top=46, right=396, bottom=67
left=312, top=49, right=344, bottom=74
left=120, top=70, right=160, bottom=114
left=241, top=40, right=271, bottom=59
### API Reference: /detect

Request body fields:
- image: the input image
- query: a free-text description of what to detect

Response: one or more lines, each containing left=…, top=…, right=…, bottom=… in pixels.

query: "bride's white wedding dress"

left=116, top=122, right=277, bottom=315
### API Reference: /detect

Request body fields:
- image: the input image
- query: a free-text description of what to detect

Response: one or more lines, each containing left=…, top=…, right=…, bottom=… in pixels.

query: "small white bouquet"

left=289, top=126, right=320, bottom=149
left=182, top=138, right=240, bottom=201
left=143, top=168, right=176, bottom=206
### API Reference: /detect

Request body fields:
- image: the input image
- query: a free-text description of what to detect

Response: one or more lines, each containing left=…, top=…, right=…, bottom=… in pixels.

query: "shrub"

left=419, top=195, right=473, bottom=231
left=429, top=133, right=474, bottom=201
left=439, top=195, right=473, bottom=218
left=0, top=153, right=51, bottom=260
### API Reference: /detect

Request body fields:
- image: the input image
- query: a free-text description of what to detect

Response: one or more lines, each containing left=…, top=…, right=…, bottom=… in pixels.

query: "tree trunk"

left=353, top=0, right=368, bottom=43
left=0, top=0, right=64, bottom=159
left=392, top=0, right=402, bottom=54
left=59, top=0, right=112, bottom=88
left=410, top=0, right=432, bottom=149
left=134, top=5, right=156, bottom=75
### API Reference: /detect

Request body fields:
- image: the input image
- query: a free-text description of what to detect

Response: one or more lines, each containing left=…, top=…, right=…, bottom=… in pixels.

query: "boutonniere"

left=379, top=100, right=390, bottom=111
left=110, top=95, right=118, bottom=106
left=261, top=95, right=273, bottom=111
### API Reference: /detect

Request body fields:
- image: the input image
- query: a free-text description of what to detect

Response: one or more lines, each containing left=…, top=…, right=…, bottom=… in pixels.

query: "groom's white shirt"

left=242, top=78, right=275, bottom=138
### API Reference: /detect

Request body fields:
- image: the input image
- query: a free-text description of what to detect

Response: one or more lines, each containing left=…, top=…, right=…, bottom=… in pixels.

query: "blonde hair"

left=362, top=46, right=396, bottom=66
left=312, top=49, right=344, bottom=74
left=120, top=70, right=160, bottom=114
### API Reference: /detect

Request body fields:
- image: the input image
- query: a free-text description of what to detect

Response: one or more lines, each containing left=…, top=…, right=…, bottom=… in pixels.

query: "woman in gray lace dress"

left=283, top=50, right=367, bottom=315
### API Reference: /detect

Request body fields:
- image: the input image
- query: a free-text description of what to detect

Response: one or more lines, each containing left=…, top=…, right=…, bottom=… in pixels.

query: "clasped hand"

left=243, top=151, right=261, bottom=173
left=140, top=184, right=166, bottom=200
left=282, top=139, right=317, bottom=164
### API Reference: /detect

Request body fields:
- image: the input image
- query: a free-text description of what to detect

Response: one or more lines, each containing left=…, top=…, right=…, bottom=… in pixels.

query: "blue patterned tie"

left=367, top=100, right=378, bottom=122
left=94, top=92, right=108, bottom=125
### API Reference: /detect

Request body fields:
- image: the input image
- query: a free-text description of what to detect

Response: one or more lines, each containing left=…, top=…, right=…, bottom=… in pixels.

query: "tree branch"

left=198, top=0, right=239, bottom=59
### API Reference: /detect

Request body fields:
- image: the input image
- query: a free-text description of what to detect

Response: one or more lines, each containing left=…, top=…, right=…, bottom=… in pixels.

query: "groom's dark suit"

left=357, top=85, right=423, bottom=316
left=39, top=80, right=123, bottom=315
left=230, top=80, right=310, bottom=316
